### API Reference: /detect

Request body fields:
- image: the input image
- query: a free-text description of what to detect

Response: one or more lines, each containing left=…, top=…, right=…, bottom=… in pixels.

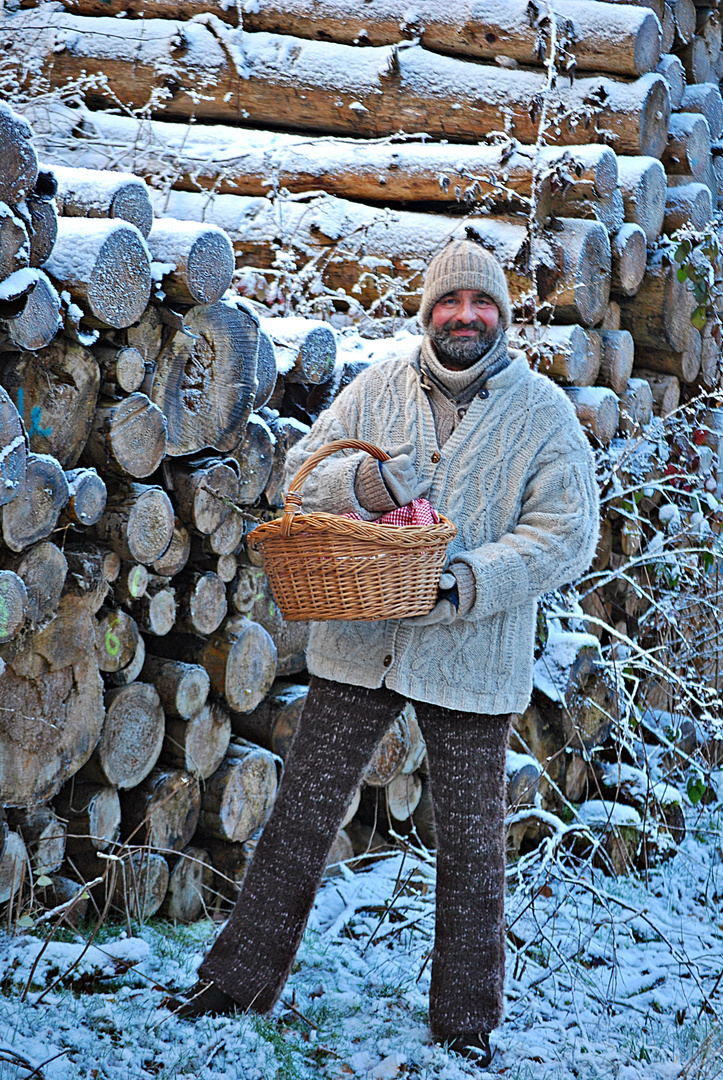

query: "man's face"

left=428, top=289, right=500, bottom=369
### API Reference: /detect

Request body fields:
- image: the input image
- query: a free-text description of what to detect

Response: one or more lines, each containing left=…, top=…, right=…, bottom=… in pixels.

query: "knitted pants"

left=198, top=676, right=511, bottom=1038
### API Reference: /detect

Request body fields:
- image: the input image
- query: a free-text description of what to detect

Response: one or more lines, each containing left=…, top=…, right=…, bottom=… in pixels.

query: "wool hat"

left=419, top=239, right=512, bottom=330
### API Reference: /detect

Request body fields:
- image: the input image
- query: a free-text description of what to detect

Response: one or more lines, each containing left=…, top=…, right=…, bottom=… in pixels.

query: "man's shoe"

left=163, top=980, right=237, bottom=1018
left=445, top=1031, right=493, bottom=1068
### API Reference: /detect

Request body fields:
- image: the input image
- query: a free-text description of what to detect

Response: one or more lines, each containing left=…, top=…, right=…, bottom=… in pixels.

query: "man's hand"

left=405, top=572, right=459, bottom=626
left=380, top=443, right=431, bottom=507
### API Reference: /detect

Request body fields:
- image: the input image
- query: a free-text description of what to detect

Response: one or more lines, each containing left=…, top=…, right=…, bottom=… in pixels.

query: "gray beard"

left=427, top=321, right=500, bottom=369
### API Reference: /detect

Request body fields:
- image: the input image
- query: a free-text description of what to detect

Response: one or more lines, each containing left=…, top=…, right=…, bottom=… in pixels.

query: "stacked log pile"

left=1, top=0, right=722, bottom=916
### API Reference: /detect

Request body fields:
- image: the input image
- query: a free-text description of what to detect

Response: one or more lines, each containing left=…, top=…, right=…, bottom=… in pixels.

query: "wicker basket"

left=248, top=439, right=457, bottom=621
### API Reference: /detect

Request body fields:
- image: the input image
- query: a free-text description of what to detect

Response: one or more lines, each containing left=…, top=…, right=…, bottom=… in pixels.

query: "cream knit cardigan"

left=282, top=346, right=600, bottom=715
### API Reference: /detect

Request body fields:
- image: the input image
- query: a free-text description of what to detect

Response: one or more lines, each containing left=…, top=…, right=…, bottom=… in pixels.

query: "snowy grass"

left=1, top=793, right=722, bottom=1079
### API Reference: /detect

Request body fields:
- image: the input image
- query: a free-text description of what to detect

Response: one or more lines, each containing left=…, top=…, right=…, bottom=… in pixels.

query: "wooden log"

left=636, top=326, right=702, bottom=381
left=105, top=632, right=146, bottom=688
left=112, top=849, right=169, bottom=920
left=619, top=376, right=655, bottom=432
left=0, top=591, right=104, bottom=805
left=0, top=832, right=28, bottom=904
left=230, top=566, right=309, bottom=677
left=50, top=162, right=153, bottom=237
left=0, top=270, right=62, bottom=351
left=255, top=328, right=278, bottom=410
left=150, top=516, right=190, bottom=576
left=657, top=53, right=686, bottom=108
left=150, top=618, right=277, bottom=713
left=120, top=767, right=200, bottom=852
left=229, top=414, right=275, bottom=505
left=37, top=875, right=89, bottom=925
left=594, top=330, right=635, bottom=394
left=1, top=452, right=69, bottom=553
left=661, top=0, right=676, bottom=49
left=63, top=467, right=107, bottom=527
left=93, top=483, right=175, bottom=564
left=610, top=223, right=648, bottom=296
left=633, top=367, right=681, bottom=414
left=680, top=82, right=723, bottom=138
left=9, top=11, right=672, bottom=155
left=54, top=781, right=121, bottom=857
left=555, top=187, right=625, bottom=233
left=20, top=0, right=664, bottom=77
left=261, top=412, right=310, bottom=507
left=146, top=219, right=234, bottom=305
left=663, top=112, right=712, bottom=178
left=510, top=323, right=600, bottom=387
left=6, top=806, right=66, bottom=875
left=601, top=300, right=622, bottom=331
left=664, top=180, right=713, bottom=230
left=43, top=217, right=151, bottom=329
left=160, top=845, right=212, bottom=922
left=364, top=710, right=412, bottom=787
left=130, top=576, right=177, bottom=636
left=26, top=194, right=58, bottom=268
left=126, top=303, right=163, bottom=366
left=698, top=320, right=720, bottom=387
left=199, top=741, right=278, bottom=844
left=167, top=457, right=239, bottom=535
left=678, top=34, right=711, bottom=83
left=0, top=385, right=26, bottom=508
left=113, top=562, right=148, bottom=606
left=576, top=800, right=642, bottom=875
left=163, top=700, right=231, bottom=779
left=385, top=772, right=423, bottom=822
left=230, top=682, right=308, bottom=758
left=563, top=387, right=620, bottom=444
left=512, top=706, right=592, bottom=803
left=262, top=317, right=336, bottom=385
left=0, top=569, right=28, bottom=642
left=0, top=101, right=38, bottom=204
left=2, top=338, right=100, bottom=469
left=140, top=656, right=210, bottom=718
left=151, top=301, right=258, bottom=457
left=81, top=682, right=164, bottom=789
left=201, top=509, right=244, bottom=557
left=95, top=607, right=140, bottom=673
left=616, top=155, right=667, bottom=240
left=174, top=571, right=228, bottom=636
left=96, top=345, right=146, bottom=397
left=619, top=248, right=695, bottom=351
left=83, top=392, right=167, bottom=479
left=506, top=752, right=543, bottom=809
left=673, top=0, right=697, bottom=43
left=63, top=544, right=118, bottom=616
left=2, top=540, right=67, bottom=628
left=0, top=204, right=29, bottom=280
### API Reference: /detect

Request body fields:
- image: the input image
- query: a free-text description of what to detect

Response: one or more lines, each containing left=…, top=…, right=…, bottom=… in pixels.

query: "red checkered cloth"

left=344, top=498, right=441, bottom=527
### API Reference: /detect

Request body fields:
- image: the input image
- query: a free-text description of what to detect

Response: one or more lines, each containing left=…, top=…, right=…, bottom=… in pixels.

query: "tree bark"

left=163, top=700, right=231, bottom=780
left=1, top=451, right=69, bottom=553
left=120, top=767, right=201, bottom=852
left=151, top=301, right=258, bottom=457
left=2, top=338, right=100, bottom=468
left=147, top=219, right=235, bottom=305
left=81, top=682, right=165, bottom=790
left=9, top=11, right=671, bottom=155
left=44, top=217, right=151, bottom=329
left=83, top=392, right=167, bottom=479
left=93, top=483, right=175, bottom=564
left=50, top=162, right=154, bottom=237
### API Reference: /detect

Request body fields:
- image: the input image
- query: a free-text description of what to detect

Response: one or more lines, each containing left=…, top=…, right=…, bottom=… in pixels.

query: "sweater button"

left=478, top=388, right=490, bottom=400
left=431, top=452, right=441, bottom=463
left=383, top=654, right=393, bottom=667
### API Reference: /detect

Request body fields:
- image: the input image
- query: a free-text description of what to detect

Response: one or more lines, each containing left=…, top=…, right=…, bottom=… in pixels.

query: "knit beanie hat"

left=419, top=239, right=512, bottom=330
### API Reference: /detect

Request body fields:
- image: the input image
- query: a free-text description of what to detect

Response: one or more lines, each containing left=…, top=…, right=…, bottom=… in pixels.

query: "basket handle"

left=280, top=439, right=390, bottom=537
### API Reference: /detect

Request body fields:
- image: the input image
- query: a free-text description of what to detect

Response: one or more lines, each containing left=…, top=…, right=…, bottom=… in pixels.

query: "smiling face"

left=428, top=288, right=500, bottom=369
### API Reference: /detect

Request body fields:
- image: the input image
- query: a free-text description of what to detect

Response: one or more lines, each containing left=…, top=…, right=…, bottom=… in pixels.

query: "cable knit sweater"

left=282, top=344, right=600, bottom=714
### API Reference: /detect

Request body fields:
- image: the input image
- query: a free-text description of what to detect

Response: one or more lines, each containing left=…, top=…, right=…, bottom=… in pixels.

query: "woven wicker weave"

left=248, top=439, right=457, bottom=621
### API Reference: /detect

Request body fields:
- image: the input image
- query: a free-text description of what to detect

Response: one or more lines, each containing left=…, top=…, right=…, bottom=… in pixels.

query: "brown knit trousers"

left=198, top=676, right=511, bottom=1038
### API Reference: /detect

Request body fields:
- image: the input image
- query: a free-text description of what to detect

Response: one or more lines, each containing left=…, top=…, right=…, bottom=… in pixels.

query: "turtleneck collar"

left=420, top=330, right=511, bottom=403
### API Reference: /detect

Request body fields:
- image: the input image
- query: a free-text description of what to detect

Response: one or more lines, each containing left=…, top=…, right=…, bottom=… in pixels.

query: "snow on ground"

left=1, top=791, right=722, bottom=1080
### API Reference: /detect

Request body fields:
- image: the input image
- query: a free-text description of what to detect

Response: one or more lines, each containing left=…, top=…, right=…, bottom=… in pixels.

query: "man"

left=170, top=240, right=599, bottom=1066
